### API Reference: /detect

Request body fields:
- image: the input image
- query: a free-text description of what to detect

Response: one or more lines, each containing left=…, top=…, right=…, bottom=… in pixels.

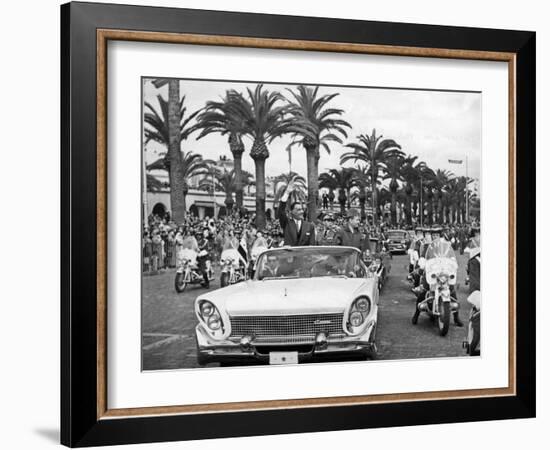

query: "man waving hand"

left=277, top=177, right=316, bottom=246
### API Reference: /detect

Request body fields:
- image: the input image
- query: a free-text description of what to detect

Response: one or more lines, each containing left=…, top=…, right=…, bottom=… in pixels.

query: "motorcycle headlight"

left=437, top=274, right=449, bottom=283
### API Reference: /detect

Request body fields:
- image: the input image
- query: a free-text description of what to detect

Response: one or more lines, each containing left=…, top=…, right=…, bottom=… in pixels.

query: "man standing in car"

left=334, top=208, right=370, bottom=254
left=278, top=178, right=316, bottom=246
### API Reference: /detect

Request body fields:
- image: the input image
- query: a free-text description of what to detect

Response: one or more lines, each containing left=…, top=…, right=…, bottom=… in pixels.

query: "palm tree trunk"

left=254, top=158, right=267, bottom=229
left=305, top=148, right=319, bottom=222
left=372, top=177, right=378, bottom=226
left=390, top=193, right=397, bottom=225
left=230, top=133, right=245, bottom=209
left=167, top=80, right=186, bottom=223
left=359, top=187, right=366, bottom=221
left=338, top=190, right=346, bottom=214
left=233, top=153, right=243, bottom=209
left=405, top=195, right=412, bottom=225
left=225, top=191, right=234, bottom=211
left=182, top=186, right=188, bottom=215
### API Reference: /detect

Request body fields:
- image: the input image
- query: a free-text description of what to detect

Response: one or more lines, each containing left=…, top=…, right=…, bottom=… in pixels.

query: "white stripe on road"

left=143, top=333, right=188, bottom=351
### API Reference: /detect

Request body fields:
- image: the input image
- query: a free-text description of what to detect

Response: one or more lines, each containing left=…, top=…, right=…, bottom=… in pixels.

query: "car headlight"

left=198, top=300, right=225, bottom=333
left=350, top=311, right=364, bottom=327
left=356, top=297, right=370, bottom=313
left=207, top=314, right=222, bottom=330
left=347, top=296, right=371, bottom=332
left=200, top=301, right=215, bottom=317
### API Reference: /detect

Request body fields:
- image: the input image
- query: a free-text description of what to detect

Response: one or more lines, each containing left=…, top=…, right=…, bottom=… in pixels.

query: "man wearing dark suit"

left=277, top=179, right=316, bottom=246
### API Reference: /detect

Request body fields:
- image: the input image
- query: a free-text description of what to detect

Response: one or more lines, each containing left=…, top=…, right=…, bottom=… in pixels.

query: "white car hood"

left=202, top=277, right=373, bottom=315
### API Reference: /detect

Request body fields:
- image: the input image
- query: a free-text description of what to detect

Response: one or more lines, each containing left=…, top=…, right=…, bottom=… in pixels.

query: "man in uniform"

left=408, top=226, right=425, bottom=276
left=411, top=225, right=463, bottom=326
left=467, top=225, right=481, bottom=293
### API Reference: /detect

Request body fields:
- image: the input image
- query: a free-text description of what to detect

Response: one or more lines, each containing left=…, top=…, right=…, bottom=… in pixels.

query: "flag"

left=238, top=236, right=248, bottom=263
left=448, top=159, right=463, bottom=164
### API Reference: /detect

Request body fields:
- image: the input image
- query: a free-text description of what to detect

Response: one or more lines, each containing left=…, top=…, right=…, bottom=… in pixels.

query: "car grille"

left=229, top=313, right=344, bottom=343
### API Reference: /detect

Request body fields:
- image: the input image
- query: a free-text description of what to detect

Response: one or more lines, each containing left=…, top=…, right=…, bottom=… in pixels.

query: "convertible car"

left=194, top=246, right=379, bottom=366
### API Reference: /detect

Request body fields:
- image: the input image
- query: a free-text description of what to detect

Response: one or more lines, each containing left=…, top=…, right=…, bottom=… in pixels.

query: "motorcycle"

left=414, top=242, right=460, bottom=336
left=463, top=290, right=480, bottom=356
left=174, top=244, right=214, bottom=293
left=219, top=242, right=247, bottom=288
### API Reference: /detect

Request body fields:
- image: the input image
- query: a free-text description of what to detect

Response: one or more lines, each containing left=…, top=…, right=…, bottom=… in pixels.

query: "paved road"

left=142, top=253, right=472, bottom=370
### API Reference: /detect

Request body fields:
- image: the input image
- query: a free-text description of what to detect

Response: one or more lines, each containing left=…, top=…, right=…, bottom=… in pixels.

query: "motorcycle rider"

left=411, top=225, right=463, bottom=326
left=467, top=225, right=481, bottom=293
left=408, top=226, right=424, bottom=277
left=197, top=228, right=213, bottom=288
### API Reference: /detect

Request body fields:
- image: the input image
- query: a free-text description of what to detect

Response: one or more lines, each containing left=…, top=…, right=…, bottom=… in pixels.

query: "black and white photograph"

left=141, top=77, right=482, bottom=370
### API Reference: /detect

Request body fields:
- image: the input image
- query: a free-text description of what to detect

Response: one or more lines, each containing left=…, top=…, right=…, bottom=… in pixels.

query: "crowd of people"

left=142, top=180, right=480, bottom=282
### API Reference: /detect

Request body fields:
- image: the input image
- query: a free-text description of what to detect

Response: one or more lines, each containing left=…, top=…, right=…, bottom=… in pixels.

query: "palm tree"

left=351, top=165, right=371, bottom=221
left=223, top=84, right=300, bottom=229
left=144, top=79, right=201, bottom=222
left=319, top=168, right=355, bottom=214
left=147, top=151, right=210, bottom=214
left=415, top=165, right=436, bottom=225
left=341, top=129, right=403, bottom=225
left=377, top=188, right=392, bottom=223
left=448, top=176, right=473, bottom=223
left=430, top=169, right=454, bottom=223
left=383, top=155, right=405, bottom=225
left=285, top=86, right=351, bottom=221
left=273, top=172, right=307, bottom=205
left=198, top=168, right=254, bottom=211
left=191, top=91, right=248, bottom=209
left=400, top=155, right=427, bottom=225
left=146, top=174, right=165, bottom=192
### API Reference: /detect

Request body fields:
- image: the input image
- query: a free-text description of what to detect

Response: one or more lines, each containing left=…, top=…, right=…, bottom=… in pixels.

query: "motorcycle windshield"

left=250, top=237, right=269, bottom=258
left=222, top=237, right=239, bottom=250
left=425, top=240, right=455, bottom=259
left=180, top=236, right=199, bottom=252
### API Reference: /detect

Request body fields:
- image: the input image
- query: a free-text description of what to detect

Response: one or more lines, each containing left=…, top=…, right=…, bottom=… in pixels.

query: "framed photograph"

left=61, top=1, right=535, bottom=447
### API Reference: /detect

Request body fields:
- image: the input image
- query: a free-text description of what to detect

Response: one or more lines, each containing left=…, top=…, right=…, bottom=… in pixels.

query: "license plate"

left=269, top=351, right=298, bottom=365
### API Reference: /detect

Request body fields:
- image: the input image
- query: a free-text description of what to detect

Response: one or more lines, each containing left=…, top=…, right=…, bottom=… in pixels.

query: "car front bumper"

left=195, top=322, right=377, bottom=365
left=388, top=243, right=407, bottom=252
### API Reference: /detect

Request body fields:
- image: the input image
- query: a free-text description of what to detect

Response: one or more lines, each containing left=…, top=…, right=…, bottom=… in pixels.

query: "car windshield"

left=255, top=247, right=363, bottom=280
left=387, top=231, right=406, bottom=240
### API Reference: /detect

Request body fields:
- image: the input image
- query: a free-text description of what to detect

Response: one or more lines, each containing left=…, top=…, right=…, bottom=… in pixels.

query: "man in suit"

left=334, top=208, right=370, bottom=253
left=277, top=179, right=316, bottom=246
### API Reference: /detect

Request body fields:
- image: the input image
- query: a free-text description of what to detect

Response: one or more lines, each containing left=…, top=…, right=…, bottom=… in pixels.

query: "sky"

left=142, top=78, right=481, bottom=186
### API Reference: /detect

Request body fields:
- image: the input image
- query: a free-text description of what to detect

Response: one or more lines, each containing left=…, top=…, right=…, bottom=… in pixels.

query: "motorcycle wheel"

left=437, top=299, right=450, bottom=336
left=174, top=272, right=187, bottom=293
left=220, top=272, right=229, bottom=288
